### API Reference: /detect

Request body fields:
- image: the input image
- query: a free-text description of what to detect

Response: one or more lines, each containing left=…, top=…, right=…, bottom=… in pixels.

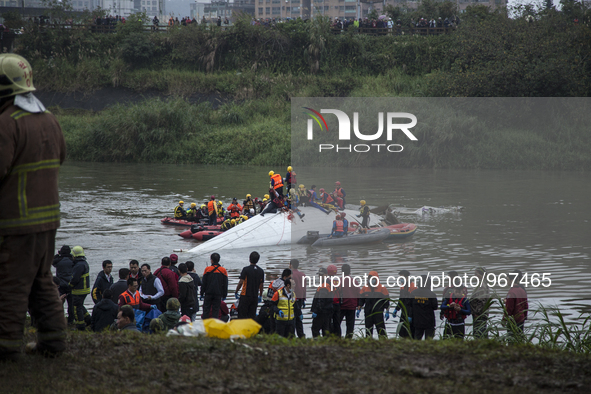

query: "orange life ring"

left=350, top=222, right=360, bottom=229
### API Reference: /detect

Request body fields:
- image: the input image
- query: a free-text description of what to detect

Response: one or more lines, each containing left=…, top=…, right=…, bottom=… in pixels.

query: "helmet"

left=268, top=171, right=274, bottom=177
left=201, top=204, right=206, bottom=209
left=231, top=219, right=236, bottom=224
left=191, top=203, right=196, bottom=207
left=71, top=246, right=85, bottom=257
left=360, top=200, right=366, bottom=206
left=218, top=201, right=222, bottom=206
left=179, top=201, right=184, bottom=204
left=287, top=166, right=293, bottom=172
left=335, top=181, right=341, bottom=186
left=210, top=195, right=215, bottom=200
left=263, top=198, right=268, bottom=202
left=241, top=215, right=248, bottom=221
left=246, top=194, right=251, bottom=198
left=264, top=194, right=270, bottom=200
left=327, top=264, right=338, bottom=275
left=319, top=188, right=325, bottom=192
left=299, top=184, right=305, bottom=189
left=0, top=54, right=36, bottom=99
left=290, top=188, right=296, bottom=196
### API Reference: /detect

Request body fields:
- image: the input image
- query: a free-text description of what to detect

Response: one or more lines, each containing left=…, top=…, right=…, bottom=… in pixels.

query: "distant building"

left=253, top=0, right=508, bottom=20
left=0, top=0, right=166, bottom=17
left=199, top=0, right=255, bottom=21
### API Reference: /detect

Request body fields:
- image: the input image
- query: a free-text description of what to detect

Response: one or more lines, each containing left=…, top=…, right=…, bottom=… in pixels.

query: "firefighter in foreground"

left=0, top=54, right=67, bottom=361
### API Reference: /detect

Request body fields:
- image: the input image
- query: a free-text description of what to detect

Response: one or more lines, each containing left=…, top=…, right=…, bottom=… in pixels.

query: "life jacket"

left=286, top=171, right=296, bottom=185
left=207, top=201, right=216, bottom=215
left=228, top=203, right=242, bottom=218
left=221, top=219, right=234, bottom=231
left=443, top=295, right=467, bottom=321
left=271, top=174, right=283, bottom=189
left=334, top=220, right=344, bottom=232
left=323, top=193, right=334, bottom=204
left=275, top=288, right=295, bottom=321
left=334, top=187, right=344, bottom=198
left=174, top=205, right=186, bottom=218
left=244, top=199, right=254, bottom=211
left=121, top=290, right=141, bottom=308
left=217, top=206, right=225, bottom=217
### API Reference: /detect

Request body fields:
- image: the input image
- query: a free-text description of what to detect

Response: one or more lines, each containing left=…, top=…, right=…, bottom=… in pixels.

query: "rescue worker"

left=329, top=214, right=346, bottom=238
left=319, top=188, right=337, bottom=211
left=237, top=215, right=249, bottom=224
left=207, top=195, right=217, bottom=225
left=174, top=201, right=187, bottom=219
left=272, top=278, right=297, bottom=338
left=201, top=253, right=228, bottom=319
left=243, top=194, right=255, bottom=215
left=221, top=218, right=236, bottom=231
left=327, top=264, right=342, bottom=337
left=287, top=188, right=305, bottom=221
left=269, top=170, right=284, bottom=196
left=216, top=201, right=225, bottom=218
left=260, top=188, right=286, bottom=217
left=198, top=204, right=208, bottom=221
left=308, top=185, right=329, bottom=213
left=0, top=53, right=67, bottom=360
left=394, top=269, right=416, bottom=338
left=441, top=282, right=471, bottom=339
left=357, top=270, right=390, bottom=338
left=69, top=246, right=91, bottom=331
left=333, top=181, right=346, bottom=207
left=411, top=275, right=439, bottom=340
left=357, top=200, right=371, bottom=228
left=186, top=203, right=198, bottom=222
left=297, top=184, right=308, bottom=207
left=118, top=277, right=155, bottom=312
left=178, top=263, right=197, bottom=320
left=311, top=268, right=333, bottom=338
left=227, top=198, right=242, bottom=219
left=285, top=166, right=296, bottom=192
left=340, top=213, right=349, bottom=236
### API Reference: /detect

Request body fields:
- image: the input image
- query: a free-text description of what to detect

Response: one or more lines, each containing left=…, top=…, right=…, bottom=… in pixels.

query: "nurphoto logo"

left=303, top=107, right=418, bottom=153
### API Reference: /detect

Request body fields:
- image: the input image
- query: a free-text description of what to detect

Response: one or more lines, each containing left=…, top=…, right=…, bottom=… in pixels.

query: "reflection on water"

left=57, top=162, right=591, bottom=337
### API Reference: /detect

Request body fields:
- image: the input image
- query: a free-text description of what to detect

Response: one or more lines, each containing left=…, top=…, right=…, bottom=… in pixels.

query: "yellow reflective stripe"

left=12, top=159, right=61, bottom=173
left=0, top=206, right=60, bottom=229
left=72, top=289, right=90, bottom=295
left=12, top=111, right=32, bottom=120
left=18, top=172, right=27, bottom=217
left=10, top=109, right=24, bottom=119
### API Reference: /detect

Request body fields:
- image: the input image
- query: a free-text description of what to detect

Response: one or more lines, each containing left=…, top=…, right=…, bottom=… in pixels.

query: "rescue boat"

left=161, top=217, right=223, bottom=226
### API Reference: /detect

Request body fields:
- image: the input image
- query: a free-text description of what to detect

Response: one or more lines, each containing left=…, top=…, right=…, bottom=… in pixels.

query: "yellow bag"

left=203, top=318, right=261, bottom=339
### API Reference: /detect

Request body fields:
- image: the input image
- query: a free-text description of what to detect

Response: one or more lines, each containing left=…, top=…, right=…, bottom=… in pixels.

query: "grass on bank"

left=2, top=332, right=590, bottom=393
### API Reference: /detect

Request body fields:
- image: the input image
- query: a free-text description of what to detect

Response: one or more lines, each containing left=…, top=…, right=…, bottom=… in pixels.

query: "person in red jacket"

left=503, top=270, right=528, bottom=336
left=339, top=263, right=360, bottom=338
left=153, top=256, right=179, bottom=313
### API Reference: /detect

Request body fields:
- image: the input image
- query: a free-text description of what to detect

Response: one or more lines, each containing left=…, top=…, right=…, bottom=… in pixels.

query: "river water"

left=56, top=162, right=591, bottom=337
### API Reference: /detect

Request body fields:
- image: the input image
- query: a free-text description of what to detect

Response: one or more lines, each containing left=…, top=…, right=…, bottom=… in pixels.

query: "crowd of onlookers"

left=52, top=244, right=529, bottom=340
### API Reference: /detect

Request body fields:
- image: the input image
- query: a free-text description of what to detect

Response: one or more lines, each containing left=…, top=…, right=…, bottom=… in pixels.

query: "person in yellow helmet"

left=221, top=218, right=236, bottom=231
left=243, top=194, right=255, bottom=215
left=174, top=201, right=187, bottom=219
left=357, top=200, right=370, bottom=228
left=297, top=184, right=308, bottom=207
left=0, top=54, right=68, bottom=359
left=216, top=200, right=225, bottom=218
left=269, top=170, right=284, bottom=196
left=186, top=203, right=198, bottom=222
left=285, top=166, right=296, bottom=193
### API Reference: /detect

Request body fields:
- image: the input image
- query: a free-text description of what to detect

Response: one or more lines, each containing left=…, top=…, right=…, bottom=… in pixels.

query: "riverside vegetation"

left=9, top=1, right=591, bottom=168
